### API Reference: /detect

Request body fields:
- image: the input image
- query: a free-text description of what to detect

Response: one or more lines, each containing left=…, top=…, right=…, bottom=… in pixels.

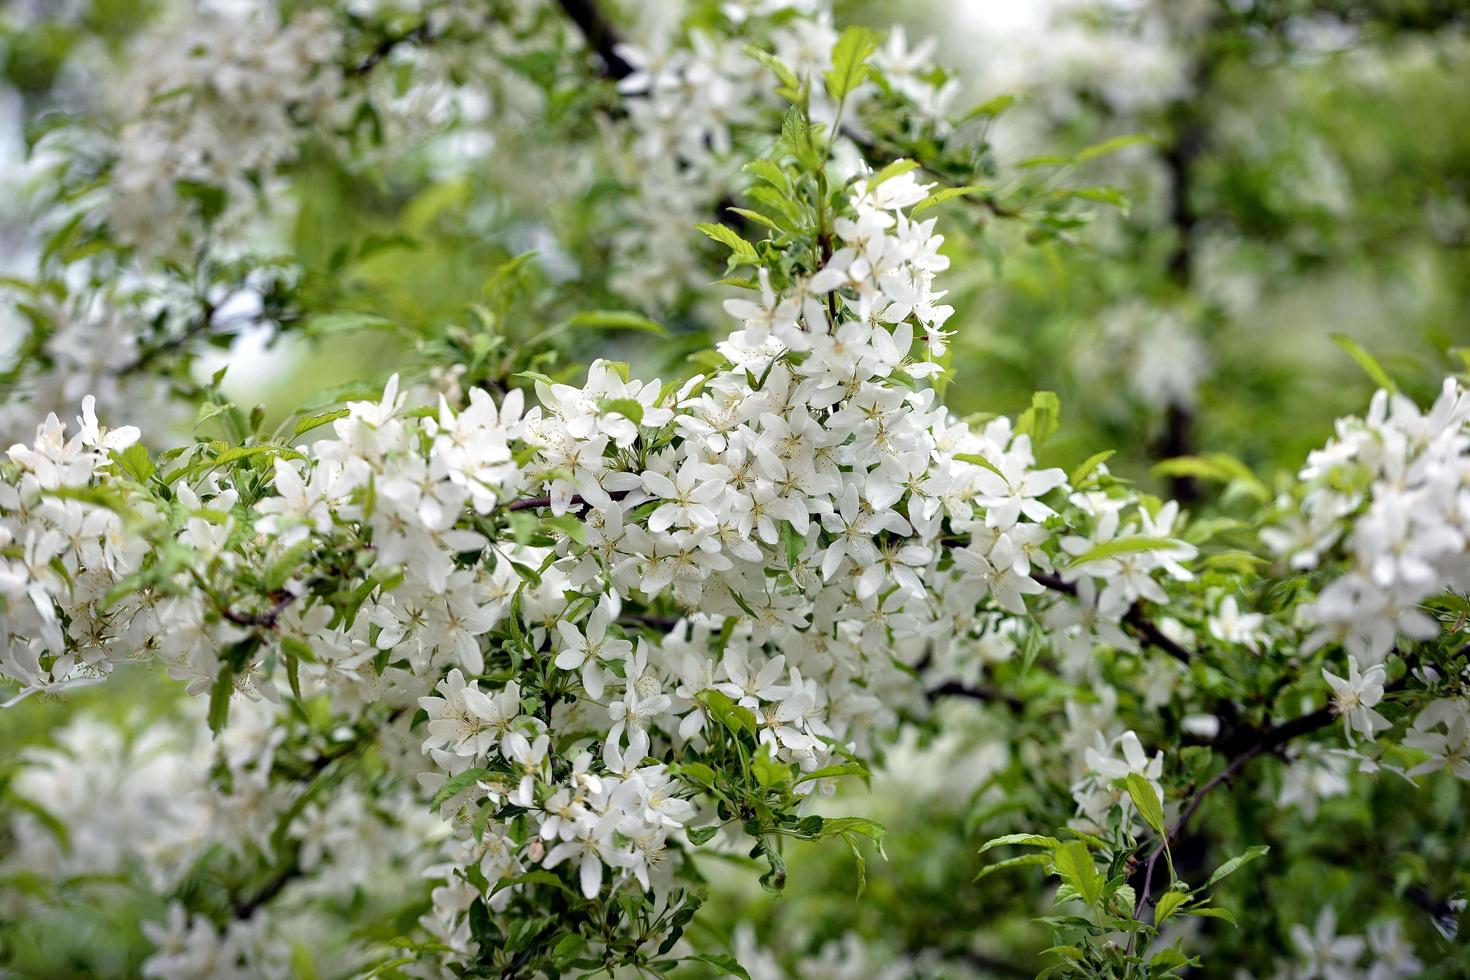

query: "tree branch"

left=349, top=22, right=433, bottom=77
left=555, top=0, right=634, bottom=81
left=925, top=679, right=1026, bottom=714
left=1132, top=663, right=1419, bottom=918
left=220, top=592, right=300, bottom=629
left=503, top=487, right=633, bottom=512
left=1031, top=571, right=1194, bottom=665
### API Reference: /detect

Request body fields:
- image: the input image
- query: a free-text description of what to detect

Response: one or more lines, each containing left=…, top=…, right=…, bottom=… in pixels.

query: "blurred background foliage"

left=2, top=0, right=1469, bottom=976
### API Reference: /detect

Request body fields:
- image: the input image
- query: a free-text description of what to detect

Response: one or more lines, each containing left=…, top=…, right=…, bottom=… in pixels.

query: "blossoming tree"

left=1, top=1, right=1467, bottom=977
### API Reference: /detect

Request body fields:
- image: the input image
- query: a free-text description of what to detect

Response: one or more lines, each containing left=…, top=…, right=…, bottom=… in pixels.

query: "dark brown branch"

left=220, top=592, right=299, bottom=629
left=503, top=487, right=633, bottom=513
left=349, top=22, right=432, bottom=77
left=115, top=298, right=218, bottom=375
left=555, top=0, right=634, bottom=81
left=620, top=614, right=682, bottom=631
left=1132, top=663, right=1420, bottom=918
left=1121, top=606, right=1194, bottom=667
left=925, top=679, right=1026, bottom=714
left=1030, top=571, right=1194, bottom=665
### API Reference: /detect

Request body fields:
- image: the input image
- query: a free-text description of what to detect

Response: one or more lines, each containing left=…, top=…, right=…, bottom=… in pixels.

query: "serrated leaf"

left=294, top=408, right=350, bottom=436
left=304, top=311, right=397, bottom=335
left=207, top=665, right=235, bottom=736
left=1076, top=133, right=1154, bottom=162
left=1015, top=390, right=1061, bottom=447
left=1330, top=333, right=1398, bottom=394
left=1070, top=450, right=1115, bottom=487
left=980, top=834, right=1061, bottom=854
left=694, top=223, right=759, bottom=264
left=1063, top=186, right=1130, bottom=211
left=974, top=852, right=1051, bottom=882
left=1126, top=773, right=1167, bottom=836
left=1053, top=842, right=1103, bottom=908
left=912, top=184, right=988, bottom=216
left=1187, top=905, right=1238, bottom=926
left=825, top=27, right=876, bottom=102
left=695, top=689, right=757, bottom=738
left=686, top=954, right=750, bottom=980
left=431, top=767, right=489, bottom=808
left=1205, top=845, right=1269, bottom=888
left=112, top=444, right=155, bottom=484
left=960, top=93, right=1017, bottom=122
left=597, top=397, right=644, bottom=426
left=686, top=825, right=719, bottom=845
left=794, top=761, right=871, bottom=787
left=1154, top=889, right=1189, bottom=925
left=1152, top=453, right=1268, bottom=502
left=566, top=310, right=668, bottom=336
left=1066, top=536, right=1186, bottom=569
left=868, top=158, right=918, bottom=189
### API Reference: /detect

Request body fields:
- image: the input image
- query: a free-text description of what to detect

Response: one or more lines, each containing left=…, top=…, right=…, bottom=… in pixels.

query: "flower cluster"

left=606, top=4, right=957, bottom=304
left=107, top=6, right=345, bottom=255
left=0, top=168, right=1207, bottom=968
left=1268, top=379, right=1470, bottom=769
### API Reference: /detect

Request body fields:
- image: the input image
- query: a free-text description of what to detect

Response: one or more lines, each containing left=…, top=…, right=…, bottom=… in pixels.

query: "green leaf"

left=1015, top=391, right=1061, bottom=447
left=868, top=158, right=918, bottom=189
left=597, top=397, right=644, bottom=426
left=1126, top=773, right=1167, bottom=836
left=676, top=762, right=718, bottom=787
left=541, top=514, right=588, bottom=545
left=686, top=825, right=719, bottom=845
left=1053, top=842, right=1103, bottom=908
left=551, top=932, right=586, bottom=969
left=1065, top=186, right=1129, bottom=211
left=980, top=834, right=1061, bottom=854
left=793, top=761, right=871, bottom=786
left=742, top=45, right=800, bottom=95
left=974, top=852, right=1050, bottom=881
left=696, top=689, right=758, bottom=738
left=1187, top=905, right=1238, bottom=927
left=213, top=444, right=304, bottom=469
left=694, top=223, right=759, bottom=264
left=490, top=869, right=579, bottom=899
left=752, top=752, right=791, bottom=789
left=685, top=954, right=750, bottom=980
left=1151, top=453, right=1269, bottom=502
left=207, top=665, right=235, bottom=736
left=1204, top=845, right=1269, bottom=889
left=825, top=27, right=877, bottom=102
left=960, top=93, right=1017, bottom=122
left=112, top=444, right=155, bottom=484
left=912, top=184, right=988, bottom=216
left=819, top=818, right=886, bottom=898
left=1154, top=889, right=1189, bottom=925
left=294, top=408, right=350, bottom=436
left=954, top=452, right=1003, bottom=476
left=1330, top=333, right=1398, bottom=394
left=566, top=310, right=668, bottom=336
left=1066, top=536, right=1186, bottom=569
left=431, top=768, right=490, bottom=808
left=303, top=311, right=397, bottom=335
left=1076, top=133, right=1154, bottom=163
left=508, top=560, right=542, bottom=587
left=1070, top=450, right=1115, bottom=487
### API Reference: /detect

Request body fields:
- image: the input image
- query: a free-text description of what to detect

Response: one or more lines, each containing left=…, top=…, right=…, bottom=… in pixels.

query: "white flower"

left=1323, top=658, right=1390, bottom=743
left=1290, top=907, right=1366, bottom=980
